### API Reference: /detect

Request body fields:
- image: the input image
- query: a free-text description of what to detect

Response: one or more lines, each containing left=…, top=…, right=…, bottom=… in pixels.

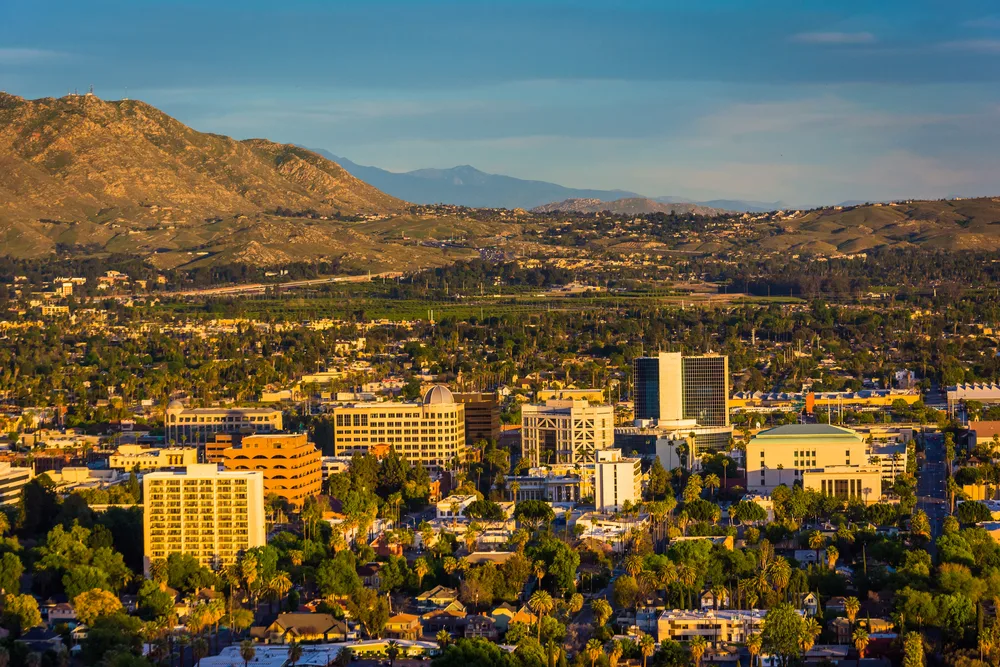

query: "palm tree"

left=386, top=641, right=400, bottom=667
left=585, top=639, right=602, bottom=667
left=746, top=633, right=762, bottom=667
left=288, top=640, right=303, bottom=667
left=807, top=530, right=824, bottom=564
left=414, top=558, right=430, bottom=590
left=768, top=557, right=791, bottom=601
left=529, top=590, right=554, bottom=643
left=799, top=617, right=821, bottom=655
left=193, top=638, right=209, bottom=666
left=825, top=545, right=839, bottom=571
left=639, top=633, right=656, bottom=667
left=591, top=599, right=612, bottom=629
left=845, top=596, right=860, bottom=625
left=533, top=560, right=547, bottom=590
left=852, top=627, right=869, bottom=659
left=608, top=640, right=623, bottom=667
left=240, top=639, right=256, bottom=667
left=689, top=636, right=707, bottom=667
left=436, top=630, right=450, bottom=649
left=704, top=473, right=721, bottom=498
left=269, top=571, right=293, bottom=613
left=624, top=554, right=644, bottom=578
left=567, top=593, right=584, bottom=616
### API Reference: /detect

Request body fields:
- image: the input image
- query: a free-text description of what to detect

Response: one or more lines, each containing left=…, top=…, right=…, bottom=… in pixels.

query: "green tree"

left=761, top=603, right=804, bottom=667
left=1, top=593, right=41, bottom=635
left=73, top=589, right=123, bottom=625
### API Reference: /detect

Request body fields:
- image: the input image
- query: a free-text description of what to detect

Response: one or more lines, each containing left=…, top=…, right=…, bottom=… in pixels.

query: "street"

left=916, top=431, right=948, bottom=542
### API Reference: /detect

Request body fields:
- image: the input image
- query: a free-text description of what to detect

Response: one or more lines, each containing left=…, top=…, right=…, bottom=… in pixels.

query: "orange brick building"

left=222, top=433, right=322, bottom=509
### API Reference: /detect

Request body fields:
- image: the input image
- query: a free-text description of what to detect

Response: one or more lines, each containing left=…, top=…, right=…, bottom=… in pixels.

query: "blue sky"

left=3, top=0, right=1000, bottom=206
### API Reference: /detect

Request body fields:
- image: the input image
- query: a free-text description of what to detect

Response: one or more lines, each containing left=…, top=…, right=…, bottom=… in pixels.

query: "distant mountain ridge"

left=308, top=149, right=642, bottom=209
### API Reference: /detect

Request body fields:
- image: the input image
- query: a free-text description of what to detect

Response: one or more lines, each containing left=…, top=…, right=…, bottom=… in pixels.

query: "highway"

left=162, top=272, right=404, bottom=298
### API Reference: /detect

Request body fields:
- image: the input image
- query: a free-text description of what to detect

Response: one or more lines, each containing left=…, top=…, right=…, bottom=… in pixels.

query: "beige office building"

left=329, top=386, right=466, bottom=471
left=0, top=463, right=33, bottom=506
left=803, top=465, right=883, bottom=505
left=747, top=424, right=868, bottom=494
left=594, top=449, right=641, bottom=512
left=165, top=401, right=282, bottom=444
left=521, top=399, right=614, bottom=466
left=143, top=464, right=265, bottom=574
left=109, top=444, right=198, bottom=471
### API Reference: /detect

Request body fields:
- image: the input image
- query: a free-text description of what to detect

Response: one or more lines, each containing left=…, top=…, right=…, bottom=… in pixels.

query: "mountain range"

left=309, top=149, right=782, bottom=213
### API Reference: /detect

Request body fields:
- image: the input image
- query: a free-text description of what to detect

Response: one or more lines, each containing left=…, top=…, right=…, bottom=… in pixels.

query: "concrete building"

left=747, top=424, right=867, bottom=494
left=0, top=462, right=33, bottom=505
left=165, top=401, right=282, bottom=444
left=867, top=442, right=907, bottom=483
left=594, top=449, right=641, bottom=512
left=536, top=388, right=605, bottom=403
left=222, top=433, right=322, bottom=509
left=204, top=433, right=235, bottom=464
left=109, top=444, right=198, bottom=471
left=521, top=399, right=614, bottom=466
left=453, top=392, right=501, bottom=445
left=656, top=609, right=789, bottom=645
left=633, top=352, right=729, bottom=427
left=328, top=386, right=466, bottom=472
left=948, top=383, right=1000, bottom=418
left=143, top=464, right=265, bottom=574
left=436, top=494, right=477, bottom=521
left=505, top=468, right=589, bottom=503
left=803, top=465, right=883, bottom=505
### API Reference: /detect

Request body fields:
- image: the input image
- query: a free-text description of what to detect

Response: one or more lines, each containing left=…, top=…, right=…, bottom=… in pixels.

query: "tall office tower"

left=632, top=352, right=729, bottom=427
left=681, top=354, right=730, bottom=427
left=453, top=392, right=501, bottom=445
left=594, top=449, right=642, bottom=512
left=143, top=464, right=265, bottom=574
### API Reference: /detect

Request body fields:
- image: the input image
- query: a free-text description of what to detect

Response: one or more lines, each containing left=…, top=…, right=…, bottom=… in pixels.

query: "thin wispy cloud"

left=0, top=48, right=66, bottom=65
left=962, top=16, right=1000, bottom=29
left=790, top=32, right=876, bottom=45
left=939, top=39, right=1000, bottom=54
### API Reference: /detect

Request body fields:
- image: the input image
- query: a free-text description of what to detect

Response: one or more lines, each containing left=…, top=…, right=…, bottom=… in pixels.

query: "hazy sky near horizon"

left=3, top=0, right=1000, bottom=206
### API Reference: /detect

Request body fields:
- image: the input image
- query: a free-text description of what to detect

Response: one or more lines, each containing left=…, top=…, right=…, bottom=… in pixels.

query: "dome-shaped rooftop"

left=423, top=385, right=455, bottom=405
left=167, top=399, right=184, bottom=410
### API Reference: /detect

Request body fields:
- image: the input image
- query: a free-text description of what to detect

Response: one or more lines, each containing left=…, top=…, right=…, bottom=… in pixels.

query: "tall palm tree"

left=624, top=554, right=644, bottom=578
left=192, top=638, right=209, bottom=666
left=269, top=572, right=293, bottom=613
left=533, top=560, right=547, bottom=590
left=704, top=473, right=721, bottom=498
left=386, top=641, right=400, bottom=667
left=825, top=546, right=839, bottom=571
left=585, top=639, right=602, bottom=667
left=768, top=558, right=791, bottom=601
left=746, top=633, right=762, bottom=667
left=639, top=633, right=656, bottom=667
left=689, top=636, right=707, bottom=667
left=852, top=627, right=869, bottom=659
left=845, top=597, right=861, bottom=625
left=807, top=530, right=824, bottom=564
left=529, top=590, right=554, bottom=643
left=436, top=630, right=450, bottom=649
left=414, top=558, right=430, bottom=590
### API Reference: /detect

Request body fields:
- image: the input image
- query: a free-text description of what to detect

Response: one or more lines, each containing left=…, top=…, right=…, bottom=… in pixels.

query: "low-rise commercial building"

left=656, top=609, right=792, bottom=645
left=747, top=424, right=867, bottom=494
left=222, top=433, right=322, bottom=509
left=505, top=467, right=589, bottom=503
left=802, top=465, right=884, bottom=505
left=109, top=444, right=198, bottom=471
left=0, top=462, right=33, bottom=505
left=143, top=464, right=266, bottom=574
left=165, top=401, right=282, bottom=444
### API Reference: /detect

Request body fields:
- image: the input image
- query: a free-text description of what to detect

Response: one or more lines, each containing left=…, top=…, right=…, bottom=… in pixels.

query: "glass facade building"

left=681, top=355, right=730, bottom=427
left=633, top=357, right=661, bottom=421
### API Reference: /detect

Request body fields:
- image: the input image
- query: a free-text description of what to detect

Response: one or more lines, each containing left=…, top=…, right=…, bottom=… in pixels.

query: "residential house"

left=358, top=563, right=382, bottom=590
left=47, top=603, right=77, bottom=626
left=416, top=585, right=459, bottom=611
left=490, top=603, right=518, bottom=632
left=385, top=613, right=422, bottom=640
left=250, top=613, right=351, bottom=644
left=798, top=592, right=819, bottom=617
left=826, top=597, right=848, bottom=614
left=699, top=589, right=730, bottom=610
left=421, top=602, right=468, bottom=634
left=464, top=615, right=498, bottom=640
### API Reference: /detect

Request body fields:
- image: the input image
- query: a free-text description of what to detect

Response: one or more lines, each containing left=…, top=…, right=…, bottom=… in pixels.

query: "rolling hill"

left=530, top=197, right=729, bottom=216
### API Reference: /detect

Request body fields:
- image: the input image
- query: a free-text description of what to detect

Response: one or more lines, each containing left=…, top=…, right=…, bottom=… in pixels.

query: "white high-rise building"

left=143, top=464, right=266, bottom=574
left=521, top=400, right=614, bottom=466
left=594, top=449, right=641, bottom=512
